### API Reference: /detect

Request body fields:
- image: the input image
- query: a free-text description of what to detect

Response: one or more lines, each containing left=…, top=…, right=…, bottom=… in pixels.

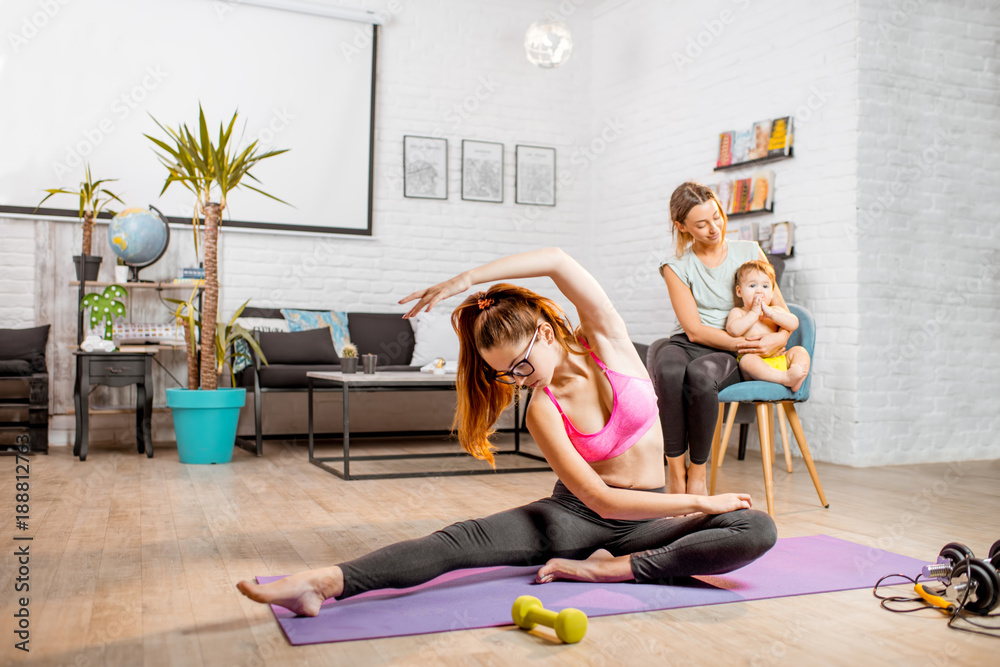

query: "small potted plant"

left=163, top=293, right=268, bottom=464
left=37, top=163, right=123, bottom=281
left=339, top=342, right=359, bottom=373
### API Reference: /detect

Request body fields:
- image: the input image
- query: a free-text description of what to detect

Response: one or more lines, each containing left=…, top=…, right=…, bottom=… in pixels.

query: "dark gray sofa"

left=235, top=307, right=421, bottom=455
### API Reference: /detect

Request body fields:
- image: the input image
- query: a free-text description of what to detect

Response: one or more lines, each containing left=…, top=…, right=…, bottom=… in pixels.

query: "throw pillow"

left=231, top=318, right=289, bottom=374
left=410, top=309, right=461, bottom=366
left=233, top=317, right=290, bottom=333
left=0, top=325, right=50, bottom=373
left=281, top=309, right=351, bottom=356
left=257, top=328, right=338, bottom=365
left=347, top=313, right=415, bottom=366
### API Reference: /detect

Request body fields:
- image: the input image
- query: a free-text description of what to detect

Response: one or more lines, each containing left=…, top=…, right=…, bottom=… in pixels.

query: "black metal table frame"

left=307, top=375, right=549, bottom=480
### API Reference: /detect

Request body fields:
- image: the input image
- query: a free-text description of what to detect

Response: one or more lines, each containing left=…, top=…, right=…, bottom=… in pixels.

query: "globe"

left=524, top=20, right=573, bottom=69
left=108, top=207, right=170, bottom=278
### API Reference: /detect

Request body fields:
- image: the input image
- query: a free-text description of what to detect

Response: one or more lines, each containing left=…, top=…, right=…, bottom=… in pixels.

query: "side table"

left=73, top=351, right=154, bottom=461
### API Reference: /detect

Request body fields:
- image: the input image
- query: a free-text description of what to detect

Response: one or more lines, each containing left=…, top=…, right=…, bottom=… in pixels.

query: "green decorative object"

left=81, top=285, right=128, bottom=341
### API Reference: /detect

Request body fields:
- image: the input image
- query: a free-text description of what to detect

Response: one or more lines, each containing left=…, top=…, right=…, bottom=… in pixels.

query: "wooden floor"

left=2, top=434, right=998, bottom=667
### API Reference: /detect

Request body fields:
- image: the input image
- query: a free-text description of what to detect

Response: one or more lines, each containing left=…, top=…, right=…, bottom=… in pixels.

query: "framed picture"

left=461, top=140, right=504, bottom=203
left=403, top=135, right=448, bottom=199
left=515, top=145, right=556, bottom=206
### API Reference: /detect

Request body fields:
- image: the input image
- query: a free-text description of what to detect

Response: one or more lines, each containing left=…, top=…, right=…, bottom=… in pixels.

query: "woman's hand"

left=399, top=272, right=473, bottom=319
left=737, top=330, right=788, bottom=357
left=698, top=493, right=752, bottom=514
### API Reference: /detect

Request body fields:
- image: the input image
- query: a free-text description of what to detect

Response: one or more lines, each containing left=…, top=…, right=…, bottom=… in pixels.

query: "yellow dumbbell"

left=511, top=595, right=588, bottom=644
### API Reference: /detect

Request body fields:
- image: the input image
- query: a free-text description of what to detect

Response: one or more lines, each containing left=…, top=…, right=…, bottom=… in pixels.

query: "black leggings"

left=651, top=334, right=742, bottom=464
left=337, top=481, right=777, bottom=599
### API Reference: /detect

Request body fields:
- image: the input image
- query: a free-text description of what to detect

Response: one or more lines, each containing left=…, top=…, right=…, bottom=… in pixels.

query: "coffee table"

left=306, top=371, right=549, bottom=480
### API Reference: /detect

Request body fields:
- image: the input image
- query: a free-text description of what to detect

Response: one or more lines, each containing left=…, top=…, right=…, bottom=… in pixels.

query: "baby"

left=725, top=260, right=810, bottom=392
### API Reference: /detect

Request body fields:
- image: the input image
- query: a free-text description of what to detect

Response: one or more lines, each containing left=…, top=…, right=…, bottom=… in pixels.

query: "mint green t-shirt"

left=659, top=240, right=762, bottom=334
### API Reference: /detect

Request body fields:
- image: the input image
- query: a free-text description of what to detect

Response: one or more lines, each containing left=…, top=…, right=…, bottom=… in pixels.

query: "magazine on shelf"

left=769, top=221, right=795, bottom=255
left=731, top=178, right=752, bottom=214
left=716, top=116, right=794, bottom=168
left=731, top=129, right=753, bottom=165
left=748, top=119, right=772, bottom=161
left=716, top=131, right=734, bottom=168
left=767, top=117, right=793, bottom=157
left=714, top=180, right=734, bottom=214
left=748, top=170, right=775, bottom=211
left=737, top=221, right=759, bottom=242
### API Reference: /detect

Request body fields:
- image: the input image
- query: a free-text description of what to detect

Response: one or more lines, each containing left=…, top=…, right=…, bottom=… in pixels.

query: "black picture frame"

left=403, top=135, right=448, bottom=200
left=515, top=145, right=556, bottom=206
left=461, top=140, right=504, bottom=203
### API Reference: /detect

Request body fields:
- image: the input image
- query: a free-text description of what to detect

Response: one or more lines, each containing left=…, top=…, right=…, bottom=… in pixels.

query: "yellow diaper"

left=737, top=354, right=788, bottom=371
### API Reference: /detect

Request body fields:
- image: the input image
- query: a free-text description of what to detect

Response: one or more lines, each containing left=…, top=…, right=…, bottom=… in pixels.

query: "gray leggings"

left=337, top=481, right=777, bottom=599
left=650, top=334, right=742, bottom=464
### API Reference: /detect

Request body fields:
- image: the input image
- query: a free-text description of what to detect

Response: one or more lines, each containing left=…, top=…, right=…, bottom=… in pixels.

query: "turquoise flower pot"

left=166, top=387, right=246, bottom=464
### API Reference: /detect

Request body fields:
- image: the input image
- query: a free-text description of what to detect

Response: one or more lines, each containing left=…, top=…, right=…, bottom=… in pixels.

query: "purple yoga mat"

left=257, top=535, right=924, bottom=645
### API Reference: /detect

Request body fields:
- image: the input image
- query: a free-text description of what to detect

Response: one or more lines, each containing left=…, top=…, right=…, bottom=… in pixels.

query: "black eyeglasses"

left=490, top=326, right=540, bottom=385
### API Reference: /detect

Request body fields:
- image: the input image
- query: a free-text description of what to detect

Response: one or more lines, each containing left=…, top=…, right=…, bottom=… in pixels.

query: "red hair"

left=451, top=283, right=585, bottom=466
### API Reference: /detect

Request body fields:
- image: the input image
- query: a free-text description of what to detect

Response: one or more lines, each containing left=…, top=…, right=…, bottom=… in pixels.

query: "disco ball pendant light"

left=524, top=19, right=573, bottom=69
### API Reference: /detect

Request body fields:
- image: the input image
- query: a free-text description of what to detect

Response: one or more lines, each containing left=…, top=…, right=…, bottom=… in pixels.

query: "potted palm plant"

left=148, top=105, right=288, bottom=463
left=37, top=163, right=123, bottom=281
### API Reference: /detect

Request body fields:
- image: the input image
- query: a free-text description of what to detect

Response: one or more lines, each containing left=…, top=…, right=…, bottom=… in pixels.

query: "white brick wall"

left=856, top=0, right=1000, bottom=465
left=2, top=0, right=997, bottom=464
left=0, top=0, right=597, bottom=443
left=589, top=0, right=863, bottom=464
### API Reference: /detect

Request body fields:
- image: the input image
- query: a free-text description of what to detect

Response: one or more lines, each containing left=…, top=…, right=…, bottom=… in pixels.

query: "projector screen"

left=0, top=0, right=377, bottom=235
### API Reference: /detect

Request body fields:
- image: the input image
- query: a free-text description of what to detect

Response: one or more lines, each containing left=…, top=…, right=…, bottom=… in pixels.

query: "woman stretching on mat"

left=237, top=248, right=777, bottom=616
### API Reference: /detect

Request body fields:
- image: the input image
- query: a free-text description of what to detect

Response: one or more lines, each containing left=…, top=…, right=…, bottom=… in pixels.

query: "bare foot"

left=536, top=549, right=633, bottom=584
left=236, top=566, right=344, bottom=617
left=785, top=363, right=809, bottom=393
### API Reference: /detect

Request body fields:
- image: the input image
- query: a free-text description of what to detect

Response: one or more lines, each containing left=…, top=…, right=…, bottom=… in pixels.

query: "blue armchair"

left=709, top=303, right=829, bottom=517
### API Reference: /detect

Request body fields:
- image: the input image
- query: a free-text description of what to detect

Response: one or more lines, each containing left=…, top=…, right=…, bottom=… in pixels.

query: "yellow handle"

left=915, top=583, right=954, bottom=613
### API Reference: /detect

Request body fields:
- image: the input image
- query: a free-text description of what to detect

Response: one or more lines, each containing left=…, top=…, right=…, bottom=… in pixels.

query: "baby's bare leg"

left=739, top=354, right=797, bottom=388
left=784, top=347, right=810, bottom=392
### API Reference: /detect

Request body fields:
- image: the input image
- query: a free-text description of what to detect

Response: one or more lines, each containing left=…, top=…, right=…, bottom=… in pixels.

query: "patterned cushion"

left=281, top=309, right=351, bottom=356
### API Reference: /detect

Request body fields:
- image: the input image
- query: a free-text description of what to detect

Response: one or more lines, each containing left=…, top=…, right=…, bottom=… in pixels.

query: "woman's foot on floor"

left=536, top=549, right=633, bottom=584
left=236, top=566, right=344, bottom=617
left=686, top=469, right=708, bottom=496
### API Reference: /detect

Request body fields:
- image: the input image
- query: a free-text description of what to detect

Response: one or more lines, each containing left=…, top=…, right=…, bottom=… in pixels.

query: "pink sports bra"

left=542, top=341, right=659, bottom=463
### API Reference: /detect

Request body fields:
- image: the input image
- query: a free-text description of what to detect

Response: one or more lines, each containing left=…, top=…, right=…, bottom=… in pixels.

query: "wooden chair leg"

left=719, top=403, right=738, bottom=463
left=775, top=403, right=793, bottom=473
left=782, top=402, right=830, bottom=509
left=756, top=403, right=775, bottom=518
left=710, top=404, right=725, bottom=495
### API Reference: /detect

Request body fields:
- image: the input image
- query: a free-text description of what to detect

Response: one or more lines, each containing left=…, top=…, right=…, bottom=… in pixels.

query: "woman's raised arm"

left=399, top=248, right=629, bottom=341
